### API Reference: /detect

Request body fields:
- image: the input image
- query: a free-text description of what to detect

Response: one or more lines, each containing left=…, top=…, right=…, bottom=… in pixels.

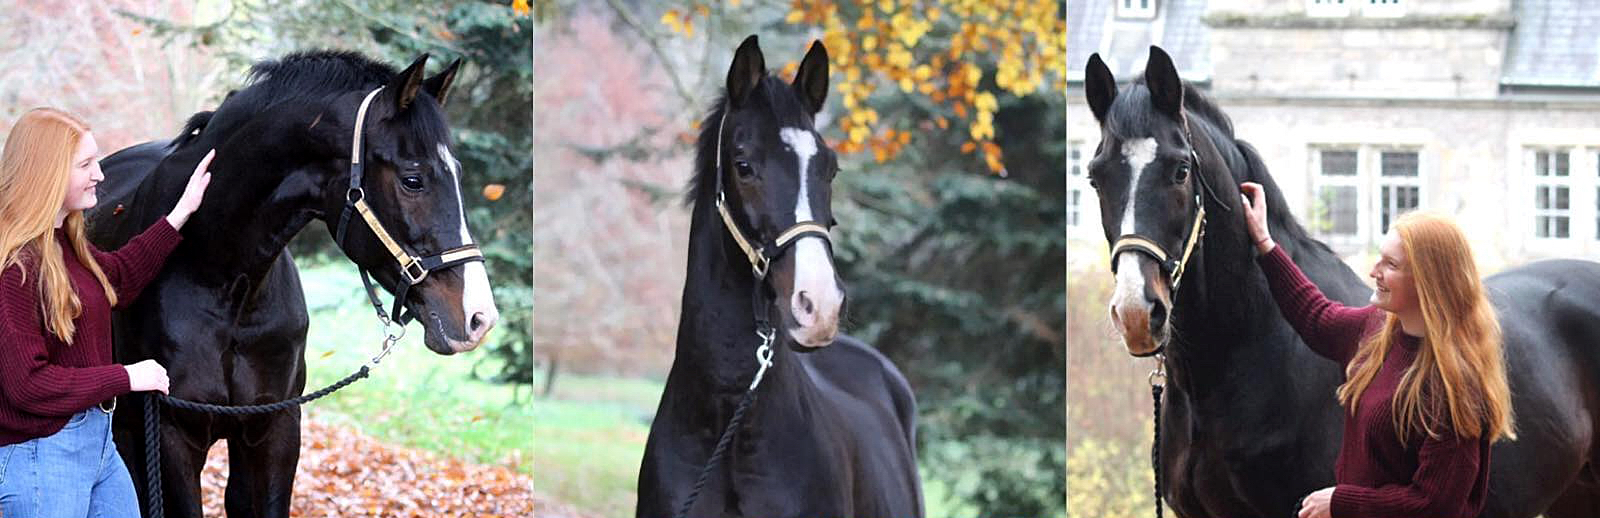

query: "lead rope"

left=1151, top=354, right=1166, bottom=518
left=141, top=330, right=401, bottom=518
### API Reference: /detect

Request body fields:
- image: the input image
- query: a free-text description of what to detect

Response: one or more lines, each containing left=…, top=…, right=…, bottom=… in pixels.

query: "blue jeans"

left=0, top=406, right=137, bottom=518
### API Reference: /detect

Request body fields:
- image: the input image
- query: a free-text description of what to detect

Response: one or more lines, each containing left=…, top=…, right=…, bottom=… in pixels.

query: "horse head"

left=710, top=35, right=844, bottom=349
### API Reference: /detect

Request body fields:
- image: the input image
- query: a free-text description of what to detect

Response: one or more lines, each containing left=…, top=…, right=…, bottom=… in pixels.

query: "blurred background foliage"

left=535, top=1, right=1064, bottom=515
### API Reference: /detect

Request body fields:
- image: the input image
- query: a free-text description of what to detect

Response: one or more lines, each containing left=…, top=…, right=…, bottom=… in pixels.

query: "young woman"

left=1238, top=182, right=1514, bottom=518
left=0, top=107, right=213, bottom=517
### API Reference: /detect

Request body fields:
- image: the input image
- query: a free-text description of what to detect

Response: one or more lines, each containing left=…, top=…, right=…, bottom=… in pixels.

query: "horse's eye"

left=1174, top=163, right=1190, bottom=183
left=401, top=175, right=425, bottom=191
left=735, top=161, right=756, bottom=179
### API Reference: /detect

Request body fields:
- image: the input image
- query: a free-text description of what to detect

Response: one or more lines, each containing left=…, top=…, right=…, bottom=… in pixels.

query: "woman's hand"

left=1298, top=486, right=1334, bottom=518
left=165, top=149, right=216, bottom=230
left=124, top=359, right=169, bottom=394
left=1240, top=182, right=1275, bottom=254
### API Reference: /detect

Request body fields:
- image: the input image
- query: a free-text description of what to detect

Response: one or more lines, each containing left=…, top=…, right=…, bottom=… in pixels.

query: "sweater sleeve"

left=1255, top=244, right=1374, bottom=365
left=0, top=266, right=131, bottom=416
left=1329, top=434, right=1485, bottom=518
left=90, top=218, right=182, bottom=309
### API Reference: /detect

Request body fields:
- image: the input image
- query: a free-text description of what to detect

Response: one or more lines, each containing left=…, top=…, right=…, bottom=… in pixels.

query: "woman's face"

left=62, top=131, right=102, bottom=213
left=1369, top=231, right=1418, bottom=314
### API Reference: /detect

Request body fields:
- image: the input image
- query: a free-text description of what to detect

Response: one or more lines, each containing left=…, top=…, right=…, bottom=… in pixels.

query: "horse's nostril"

left=1149, top=302, right=1169, bottom=332
left=797, top=291, right=814, bottom=315
left=470, top=312, right=486, bottom=332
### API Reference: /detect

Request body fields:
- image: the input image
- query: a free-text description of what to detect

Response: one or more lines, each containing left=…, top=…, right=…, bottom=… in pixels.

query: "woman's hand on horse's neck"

left=164, top=149, right=216, bottom=231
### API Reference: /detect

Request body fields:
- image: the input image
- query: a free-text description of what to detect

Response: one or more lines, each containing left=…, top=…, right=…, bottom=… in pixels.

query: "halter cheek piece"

left=334, top=86, right=485, bottom=325
left=1108, top=116, right=1227, bottom=294
left=712, top=108, right=832, bottom=280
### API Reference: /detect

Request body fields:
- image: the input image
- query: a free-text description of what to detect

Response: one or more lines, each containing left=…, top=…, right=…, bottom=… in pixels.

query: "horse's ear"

left=726, top=35, right=766, bottom=108
left=423, top=58, right=462, bottom=107
left=387, top=54, right=429, bottom=113
left=1144, top=46, right=1184, bottom=118
left=792, top=40, right=829, bottom=115
left=1085, top=53, right=1117, bottom=124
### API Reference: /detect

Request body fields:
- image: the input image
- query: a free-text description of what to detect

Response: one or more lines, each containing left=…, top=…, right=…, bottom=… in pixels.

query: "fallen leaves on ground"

left=198, top=417, right=544, bottom=517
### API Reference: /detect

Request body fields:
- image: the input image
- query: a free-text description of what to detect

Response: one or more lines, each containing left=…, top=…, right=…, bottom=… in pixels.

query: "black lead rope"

left=1152, top=373, right=1165, bottom=518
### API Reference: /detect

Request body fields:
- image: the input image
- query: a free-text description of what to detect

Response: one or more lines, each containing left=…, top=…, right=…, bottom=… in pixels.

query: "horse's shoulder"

left=816, top=336, right=910, bottom=389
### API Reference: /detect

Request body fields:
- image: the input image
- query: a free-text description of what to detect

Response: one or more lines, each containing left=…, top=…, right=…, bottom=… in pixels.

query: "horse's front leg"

left=160, top=408, right=214, bottom=518
left=224, top=410, right=302, bottom=518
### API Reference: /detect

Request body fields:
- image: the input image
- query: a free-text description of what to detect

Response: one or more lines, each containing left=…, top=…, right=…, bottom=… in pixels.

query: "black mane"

left=177, top=50, right=451, bottom=154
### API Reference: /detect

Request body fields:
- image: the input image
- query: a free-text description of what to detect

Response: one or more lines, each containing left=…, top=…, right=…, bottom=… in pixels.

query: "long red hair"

left=1336, top=212, right=1514, bottom=443
left=0, top=108, right=117, bottom=343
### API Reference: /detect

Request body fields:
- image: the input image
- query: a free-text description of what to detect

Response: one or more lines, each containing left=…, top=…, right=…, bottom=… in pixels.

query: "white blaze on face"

left=1119, top=137, right=1158, bottom=236
left=1110, top=138, right=1159, bottom=341
left=778, top=127, right=841, bottom=346
left=439, top=143, right=498, bottom=350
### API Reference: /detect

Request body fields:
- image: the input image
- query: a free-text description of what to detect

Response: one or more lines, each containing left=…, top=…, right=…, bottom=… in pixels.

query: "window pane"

left=1379, top=185, right=1420, bottom=234
left=1557, top=216, right=1570, bottom=238
left=1069, top=146, right=1081, bottom=176
left=1321, top=150, right=1357, bottom=176
left=1556, top=186, right=1570, bottom=210
left=1536, top=151, right=1549, bottom=177
left=1381, top=151, right=1418, bottom=177
left=1537, top=216, right=1550, bottom=238
left=1319, top=186, right=1358, bottom=236
left=1556, top=151, right=1570, bottom=176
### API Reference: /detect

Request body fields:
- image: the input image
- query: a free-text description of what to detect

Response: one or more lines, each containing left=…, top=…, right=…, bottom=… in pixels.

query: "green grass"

left=532, top=370, right=658, bottom=518
left=296, top=264, right=532, bottom=474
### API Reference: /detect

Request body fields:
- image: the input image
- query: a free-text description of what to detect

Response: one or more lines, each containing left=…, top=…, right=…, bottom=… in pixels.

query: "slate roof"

left=1502, top=0, right=1600, bottom=87
left=1067, top=0, right=1213, bottom=83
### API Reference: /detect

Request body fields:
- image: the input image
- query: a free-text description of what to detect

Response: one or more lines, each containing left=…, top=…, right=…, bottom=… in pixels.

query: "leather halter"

left=712, top=108, right=832, bottom=279
left=333, top=86, right=485, bottom=324
left=1108, top=117, right=1223, bottom=294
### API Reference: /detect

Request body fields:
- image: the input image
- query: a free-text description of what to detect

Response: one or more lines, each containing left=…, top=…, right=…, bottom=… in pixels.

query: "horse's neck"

left=180, top=130, right=330, bottom=283
left=675, top=196, right=772, bottom=389
left=1165, top=221, right=1294, bottom=400
left=1166, top=224, right=1359, bottom=415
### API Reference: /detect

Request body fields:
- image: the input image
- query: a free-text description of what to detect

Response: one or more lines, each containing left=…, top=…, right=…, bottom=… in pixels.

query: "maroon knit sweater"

left=1258, top=244, right=1489, bottom=518
left=0, top=219, right=181, bottom=446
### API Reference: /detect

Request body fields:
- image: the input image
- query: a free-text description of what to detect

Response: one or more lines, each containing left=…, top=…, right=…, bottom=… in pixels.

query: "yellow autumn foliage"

left=661, top=0, right=1064, bottom=175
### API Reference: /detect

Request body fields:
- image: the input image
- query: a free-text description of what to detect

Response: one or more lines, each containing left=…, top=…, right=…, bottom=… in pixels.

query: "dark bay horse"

left=636, top=35, right=922, bottom=518
left=1083, top=45, right=1600, bottom=517
left=86, top=50, right=499, bottom=518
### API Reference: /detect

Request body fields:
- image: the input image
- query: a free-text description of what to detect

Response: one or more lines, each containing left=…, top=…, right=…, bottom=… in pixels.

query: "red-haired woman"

left=1241, top=182, right=1514, bottom=518
left=0, top=107, right=214, bottom=517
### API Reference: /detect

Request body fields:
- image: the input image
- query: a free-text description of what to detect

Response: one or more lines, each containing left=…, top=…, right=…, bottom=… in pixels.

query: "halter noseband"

left=712, top=107, right=832, bottom=279
left=1108, top=115, right=1225, bottom=294
left=334, top=86, right=486, bottom=324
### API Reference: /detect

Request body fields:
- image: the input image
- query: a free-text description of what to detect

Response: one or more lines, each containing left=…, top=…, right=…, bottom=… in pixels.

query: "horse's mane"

left=1127, top=79, right=1328, bottom=257
left=179, top=50, right=451, bottom=154
left=684, top=75, right=814, bottom=207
